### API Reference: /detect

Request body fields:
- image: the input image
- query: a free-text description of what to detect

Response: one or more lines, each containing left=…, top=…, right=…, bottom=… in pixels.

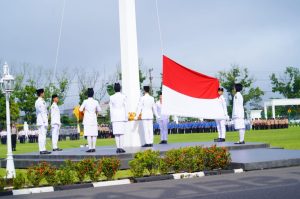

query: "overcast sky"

left=0, top=0, right=299, bottom=109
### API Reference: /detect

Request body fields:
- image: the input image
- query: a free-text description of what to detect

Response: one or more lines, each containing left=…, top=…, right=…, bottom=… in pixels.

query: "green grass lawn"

left=0, top=126, right=299, bottom=159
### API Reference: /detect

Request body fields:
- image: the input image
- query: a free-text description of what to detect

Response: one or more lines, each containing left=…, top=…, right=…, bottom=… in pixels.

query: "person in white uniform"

left=35, top=88, right=51, bottom=154
left=50, top=94, right=62, bottom=151
left=232, top=83, right=246, bottom=144
left=109, top=83, right=127, bottom=153
left=156, top=92, right=169, bottom=144
left=23, top=122, right=29, bottom=140
left=136, top=86, right=160, bottom=147
left=80, top=88, right=101, bottom=153
left=214, top=88, right=228, bottom=142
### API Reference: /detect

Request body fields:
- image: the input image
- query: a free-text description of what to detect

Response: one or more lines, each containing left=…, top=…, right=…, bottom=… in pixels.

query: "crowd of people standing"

left=251, top=118, right=289, bottom=130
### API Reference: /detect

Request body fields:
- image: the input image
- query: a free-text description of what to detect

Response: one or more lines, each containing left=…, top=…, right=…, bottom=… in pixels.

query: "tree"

left=14, top=80, right=37, bottom=124
left=217, top=65, right=264, bottom=113
left=106, top=68, right=146, bottom=96
left=61, top=115, right=77, bottom=126
left=76, top=69, right=107, bottom=105
left=270, top=67, right=300, bottom=98
left=0, top=93, right=20, bottom=127
left=270, top=67, right=300, bottom=118
left=44, top=79, right=70, bottom=106
left=139, top=68, right=146, bottom=90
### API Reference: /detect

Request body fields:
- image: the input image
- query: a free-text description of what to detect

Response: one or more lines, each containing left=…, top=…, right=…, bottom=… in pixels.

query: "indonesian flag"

left=161, top=55, right=226, bottom=119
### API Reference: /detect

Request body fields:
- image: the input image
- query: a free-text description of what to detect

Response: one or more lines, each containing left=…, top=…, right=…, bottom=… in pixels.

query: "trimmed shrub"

left=74, top=158, right=102, bottom=182
left=101, top=157, right=120, bottom=180
left=180, top=147, right=198, bottom=173
left=42, top=162, right=58, bottom=186
left=203, top=145, right=231, bottom=170
left=129, top=159, right=145, bottom=177
left=73, top=160, right=88, bottom=182
left=159, top=158, right=169, bottom=175
left=13, top=173, right=26, bottom=189
left=135, top=150, right=160, bottom=175
left=27, top=164, right=44, bottom=187
left=164, top=149, right=183, bottom=173
left=0, top=173, right=5, bottom=191
left=57, top=160, right=75, bottom=185
left=194, top=146, right=205, bottom=171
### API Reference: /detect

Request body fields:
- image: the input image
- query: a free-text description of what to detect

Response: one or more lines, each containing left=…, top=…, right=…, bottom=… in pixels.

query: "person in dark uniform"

left=11, top=123, right=18, bottom=151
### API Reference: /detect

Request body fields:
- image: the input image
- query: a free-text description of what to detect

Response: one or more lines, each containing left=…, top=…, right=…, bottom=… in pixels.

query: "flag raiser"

left=161, top=55, right=227, bottom=120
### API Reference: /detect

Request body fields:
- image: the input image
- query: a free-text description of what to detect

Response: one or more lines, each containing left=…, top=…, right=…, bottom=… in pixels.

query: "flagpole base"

left=123, top=121, right=144, bottom=147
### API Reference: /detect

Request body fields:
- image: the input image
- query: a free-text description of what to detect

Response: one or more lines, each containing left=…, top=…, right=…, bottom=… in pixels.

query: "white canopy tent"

left=264, top=98, right=300, bottom=119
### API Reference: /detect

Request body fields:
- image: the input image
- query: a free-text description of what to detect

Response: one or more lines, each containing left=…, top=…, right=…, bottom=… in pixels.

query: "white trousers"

left=142, top=120, right=154, bottom=144
left=51, top=124, right=60, bottom=149
left=87, top=136, right=97, bottom=149
left=159, top=120, right=168, bottom=141
left=115, top=134, right=124, bottom=149
left=239, top=128, right=245, bottom=142
left=38, top=125, right=47, bottom=152
left=215, top=120, right=226, bottom=139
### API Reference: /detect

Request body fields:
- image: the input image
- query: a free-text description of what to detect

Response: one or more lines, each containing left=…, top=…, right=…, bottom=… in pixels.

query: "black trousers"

left=11, top=134, right=17, bottom=150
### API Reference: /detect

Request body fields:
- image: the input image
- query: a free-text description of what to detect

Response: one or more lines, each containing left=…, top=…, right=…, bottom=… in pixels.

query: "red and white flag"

left=162, top=55, right=227, bottom=119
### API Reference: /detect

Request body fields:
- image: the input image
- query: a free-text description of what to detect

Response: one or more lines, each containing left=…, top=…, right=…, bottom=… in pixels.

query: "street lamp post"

left=0, top=62, right=16, bottom=179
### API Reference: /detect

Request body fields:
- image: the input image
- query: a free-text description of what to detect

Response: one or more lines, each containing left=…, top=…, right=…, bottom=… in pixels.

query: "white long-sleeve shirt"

left=35, top=97, right=48, bottom=126
left=219, top=95, right=228, bottom=117
left=156, top=101, right=169, bottom=121
left=136, top=94, right=159, bottom=120
left=51, top=102, right=61, bottom=126
left=109, top=92, right=128, bottom=122
left=79, top=98, right=101, bottom=126
left=232, top=92, right=244, bottom=119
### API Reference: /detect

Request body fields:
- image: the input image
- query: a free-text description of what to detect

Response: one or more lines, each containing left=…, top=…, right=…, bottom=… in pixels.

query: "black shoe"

left=116, top=148, right=121, bottom=153
left=234, top=141, right=245, bottom=144
left=40, top=151, right=51, bottom=155
left=148, top=144, right=153, bottom=147
left=142, top=144, right=148, bottom=147
left=215, top=138, right=226, bottom=142
left=159, top=140, right=167, bottom=144
left=86, top=149, right=93, bottom=153
left=119, top=148, right=126, bottom=153
left=92, top=149, right=96, bottom=152
left=53, top=148, right=63, bottom=151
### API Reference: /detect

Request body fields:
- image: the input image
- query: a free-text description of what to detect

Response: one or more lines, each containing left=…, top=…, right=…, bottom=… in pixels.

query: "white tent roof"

left=264, top=98, right=300, bottom=106
left=264, top=98, right=300, bottom=119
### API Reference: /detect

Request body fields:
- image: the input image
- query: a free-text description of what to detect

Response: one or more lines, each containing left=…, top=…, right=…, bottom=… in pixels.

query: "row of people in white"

left=35, top=90, right=62, bottom=154
left=109, top=84, right=169, bottom=152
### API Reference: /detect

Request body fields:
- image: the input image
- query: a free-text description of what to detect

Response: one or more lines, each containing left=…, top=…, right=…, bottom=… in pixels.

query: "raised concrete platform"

left=0, top=142, right=268, bottom=169
left=1, top=142, right=300, bottom=171
left=230, top=148, right=300, bottom=171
